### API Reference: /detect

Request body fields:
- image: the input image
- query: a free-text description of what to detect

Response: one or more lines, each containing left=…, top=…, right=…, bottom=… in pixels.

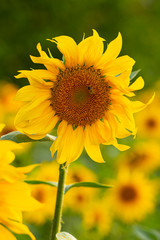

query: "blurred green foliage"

left=1, top=0, right=160, bottom=88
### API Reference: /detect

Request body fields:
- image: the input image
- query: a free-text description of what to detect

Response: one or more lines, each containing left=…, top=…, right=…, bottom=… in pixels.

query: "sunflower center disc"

left=51, top=65, right=110, bottom=127
left=119, top=185, right=138, bottom=202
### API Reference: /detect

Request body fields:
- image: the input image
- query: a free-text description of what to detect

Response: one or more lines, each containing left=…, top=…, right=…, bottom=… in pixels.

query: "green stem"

left=50, top=163, right=68, bottom=240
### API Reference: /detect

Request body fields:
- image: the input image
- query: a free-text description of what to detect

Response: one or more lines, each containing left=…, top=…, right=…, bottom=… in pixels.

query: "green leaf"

left=25, top=180, right=58, bottom=188
left=56, top=232, right=77, bottom=240
left=130, top=69, right=141, bottom=81
left=133, top=226, right=160, bottom=240
left=64, top=181, right=112, bottom=194
left=0, top=131, right=56, bottom=143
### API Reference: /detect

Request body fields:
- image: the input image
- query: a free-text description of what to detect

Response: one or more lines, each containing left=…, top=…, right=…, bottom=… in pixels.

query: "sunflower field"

left=0, top=1, right=160, bottom=240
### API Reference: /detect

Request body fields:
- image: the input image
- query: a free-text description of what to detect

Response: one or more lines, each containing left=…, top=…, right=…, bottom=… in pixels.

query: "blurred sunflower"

left=0, top=82, right=21, bottom=135
left=15, top=30, right=151, bottom=165
left=109, top=168, right=157, bottom=222
left=66, top=164, right=97, bottom=184
left=136, top=93, right=160, bottom=139
left=117, top=141, right=160, bottom=172
left=64, top=164, right=98, bottom=212
left=0, top=124, right=38, bottom=182
left=0, top=124, right=41, bottom=240
left=82, top=199, right=112, bottom=235
left=0, top=181, right=41, bottom=240
left=24, top=161, right=59, bottom=224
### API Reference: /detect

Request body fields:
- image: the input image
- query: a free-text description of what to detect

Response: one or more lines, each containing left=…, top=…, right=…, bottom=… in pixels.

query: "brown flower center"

left=128, top=152, right=148, bottom=168
left=146, top=118, right=157, bottom=129
left=119, top=185, right=138, bottom=202
left=51, top=65, right=110, bottom=127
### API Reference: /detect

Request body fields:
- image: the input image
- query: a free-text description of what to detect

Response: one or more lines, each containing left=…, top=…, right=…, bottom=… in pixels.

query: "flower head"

left=109, top=168, right=157, bottom=222
left=15, top=30, right=150, bottom=165
left=118, top=141, right=160, bottom=172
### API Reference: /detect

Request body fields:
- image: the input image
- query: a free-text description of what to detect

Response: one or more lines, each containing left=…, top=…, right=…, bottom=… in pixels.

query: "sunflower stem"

left=50, top=163, right=68, bottom=240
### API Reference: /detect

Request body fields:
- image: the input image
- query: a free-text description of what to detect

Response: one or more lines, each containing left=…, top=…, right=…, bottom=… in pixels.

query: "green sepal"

left=130, top=69, right=141, bottom=81
left=0, top=131, right=56, bottom=143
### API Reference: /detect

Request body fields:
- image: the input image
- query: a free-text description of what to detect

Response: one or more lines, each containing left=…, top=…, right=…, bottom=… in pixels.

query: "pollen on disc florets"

left=50, top=65, right=111, bottom=127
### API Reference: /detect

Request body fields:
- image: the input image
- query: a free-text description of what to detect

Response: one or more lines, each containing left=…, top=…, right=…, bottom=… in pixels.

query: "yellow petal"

left=112, top=140, right=130, bottom=151
left=0, top=225, right=17, bottom=240
left=48, top=36, right=78, bottom=67
left=50, top=120, right=68, bottom=157
left=78, top=29, right=104, bottom=66
left=66, top=126, right=84, bottom=165
left=30, top=43, right=65, bottom=72
left=6, top=220, right=36, bottom=240
left=15, top=99, right=51, bottom=125
left=104, top=55, right=135, bottom=76
left=0, top=123, right=5, bottom=132
left=15, top=70, right=53, bottom=88
left=15, top=85, right=51, bottom=102
left=22, top=110, right=59, bottom=135
left=131, top=93, right=155, bottom=113
left=96, top=32, right=122, bottom=68
left=128, top=76, right=144, bottom=91
left=84, top=126, right=104, bottom=163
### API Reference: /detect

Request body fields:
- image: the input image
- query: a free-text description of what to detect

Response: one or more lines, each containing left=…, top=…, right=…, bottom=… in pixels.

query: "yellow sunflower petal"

left=84, top=126, right=104, bottom=163
left=30, top=43, right=65, bottom=72
left=96, top=32, right=122, bottom=68
left=0, top=225, right=17, bottom=240
left=78, top=29, right=104, bottom=66
left=15, top=70, right=53, bottom=88
left=15, top=85, right=51, bottom=102
left=66, top=126, right=84, bottom=165
left=15, top=99, right=51, bottom=125
left=104, top=55, right=135, bottom=76
left=0, top=123, right=5, bottom=132
left=128, top=76, right=144, bottom=91
left=21, top=110, right=58, bottom=135
left=48, top=36, right=78, bottom=67
left=6, top=220, right=36, bottom=240
left=131, top=93, right=155, bottom=113
left=50, top=120, right=68, bottom=158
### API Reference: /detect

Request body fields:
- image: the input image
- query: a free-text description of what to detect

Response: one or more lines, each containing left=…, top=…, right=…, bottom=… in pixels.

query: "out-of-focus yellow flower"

left=0, top=125, right=38, bottom=182
left=15, top=30, right=151, bottom=165
left=109, top=168, right=157, bottom=223
left=136, top=93, right=160, bottom=139
left=24, top=161, right=59, bottom=224
left=82, top=199, right=112, bottom=235
left=117, top=141, right=160, bottom=173
left=0, top=181, right=41, bottom=240
left=0, top=82, right=21, bottom=135
left=0, top=125, right=42, bottom=240
left=66, top=164, right=97, bottom=184
left=65, top=164, right=97, bottom=212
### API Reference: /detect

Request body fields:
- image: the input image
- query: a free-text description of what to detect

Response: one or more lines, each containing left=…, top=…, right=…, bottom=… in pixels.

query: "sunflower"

left=109, top=168, right=157, bottom=222
left=15, top=30, right=151, bottom=165
left=117, top=141, right=160, bottom=172
left=66, top=163, right=97, bottom=184
left=82, top=199, right=112, bottom=235
left=136, top=93, right=160, bottom=139
left=0, top=125, right=41, bottom=240
left=24, top=161, right=59, bottom=225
